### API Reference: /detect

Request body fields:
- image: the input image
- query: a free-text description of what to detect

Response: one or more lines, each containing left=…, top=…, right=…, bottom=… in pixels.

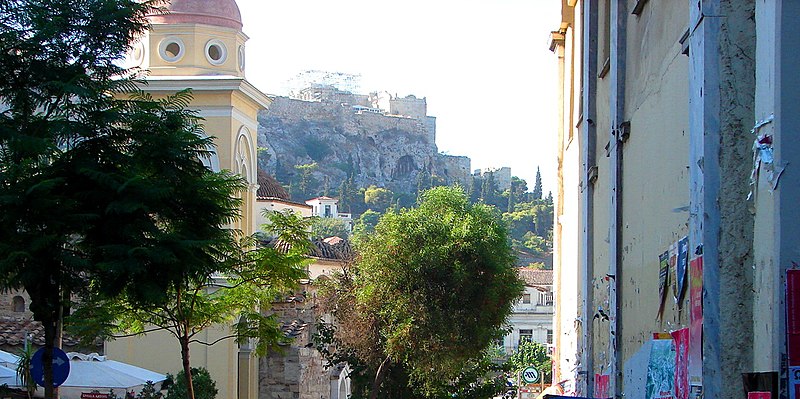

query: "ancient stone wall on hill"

left=257, top=91, right=470, bottom=197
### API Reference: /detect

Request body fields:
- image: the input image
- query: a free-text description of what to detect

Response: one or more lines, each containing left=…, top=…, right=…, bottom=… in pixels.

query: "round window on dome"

left=205, top=40, right=227, bottom=66
left=237, top=45, right=245, bottom=72
left=159, top=37, right=185, bottom=62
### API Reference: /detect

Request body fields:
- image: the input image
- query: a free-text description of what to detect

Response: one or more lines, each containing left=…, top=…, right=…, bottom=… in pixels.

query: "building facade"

left=105, top=1, right=268, bottom=399
left=550, top=0, right=800, bottom=398
left=501, top=269, right=554, bottom=355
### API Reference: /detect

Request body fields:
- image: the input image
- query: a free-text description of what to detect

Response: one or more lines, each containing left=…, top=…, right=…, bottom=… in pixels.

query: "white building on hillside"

left=502, top=268, right=554, bottom=354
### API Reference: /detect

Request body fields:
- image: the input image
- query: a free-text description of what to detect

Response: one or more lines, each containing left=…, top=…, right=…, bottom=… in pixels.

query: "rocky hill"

left=256, top=85, right=471, bottom=200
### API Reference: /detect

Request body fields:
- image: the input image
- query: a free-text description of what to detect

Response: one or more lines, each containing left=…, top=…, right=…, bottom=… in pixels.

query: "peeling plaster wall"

left=716, top=5, right=756, bottom=397
left=751, top=0, right=779, bottom=373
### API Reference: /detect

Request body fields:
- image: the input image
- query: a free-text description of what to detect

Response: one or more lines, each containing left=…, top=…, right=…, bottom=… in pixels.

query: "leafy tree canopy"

left=363, top=185, right=393, bottom=212
left=0, top=0, right=246, bottom=397
left=316, top=186, right=524, bottom=399
left=506, top=341, right=552, bottom=385
left=310, top=216, right=351, bottom=239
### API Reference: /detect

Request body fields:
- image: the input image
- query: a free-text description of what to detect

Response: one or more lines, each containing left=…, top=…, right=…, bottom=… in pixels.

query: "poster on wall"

left=675, top=237, right=689, bottom=306
left=688, top=256, right=703, bottom=386
left=790, top=366, right=800, bottom=399
left=787, top=270, right=800, bottom=367
left=658, top=251, right=670, bottom=320
left=646, top=337, right=676, bottom=399
left=672, top=328, right=689, bottom=399
left=594, top=374, right=610, bottom=399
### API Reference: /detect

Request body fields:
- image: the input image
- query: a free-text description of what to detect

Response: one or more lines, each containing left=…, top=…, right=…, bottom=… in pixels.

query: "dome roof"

left=257, top=169, right=290, bottom=200
left=149, top=0, right=243, bottom=30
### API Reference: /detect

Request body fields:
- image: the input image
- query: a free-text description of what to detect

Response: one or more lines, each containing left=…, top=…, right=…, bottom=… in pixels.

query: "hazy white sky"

left=237, top=0, right=561, bottom=194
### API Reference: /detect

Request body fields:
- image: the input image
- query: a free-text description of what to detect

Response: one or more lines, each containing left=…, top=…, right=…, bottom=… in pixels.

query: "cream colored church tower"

left=107, top=2, right=268, bottom=399
left=125, top=0, right=270, bottom=236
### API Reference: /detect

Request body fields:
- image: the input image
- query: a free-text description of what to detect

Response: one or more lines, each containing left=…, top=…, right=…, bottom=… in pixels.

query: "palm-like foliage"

left=0, top=1, right=252, bottom=398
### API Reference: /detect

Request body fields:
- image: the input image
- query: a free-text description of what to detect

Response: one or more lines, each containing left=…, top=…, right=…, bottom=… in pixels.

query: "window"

left=598, top=0, right=611, bottom=78
left=522, top=293, right=531, bottom=304
left=159, top=37, right=185, bottom=62
left=519, top=329, right=533, bottom=346
left=238, top=45, right=246, bottom=71
left=547, top=329, right=553, bottom=345
left=12, top=296, right=25, bottom=313
left=205, top=40, right=228, bottom=65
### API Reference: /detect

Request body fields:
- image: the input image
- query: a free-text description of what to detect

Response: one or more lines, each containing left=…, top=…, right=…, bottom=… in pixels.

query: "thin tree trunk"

left=369, top=356, right=391, bottom=399
left=180, top=336, right=195, bottom=399
left=43, top=315, right=56, bottom=399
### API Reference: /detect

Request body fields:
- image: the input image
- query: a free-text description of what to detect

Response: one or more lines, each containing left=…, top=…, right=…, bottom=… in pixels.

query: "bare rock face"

left=257, top=90, right=470, bottom=198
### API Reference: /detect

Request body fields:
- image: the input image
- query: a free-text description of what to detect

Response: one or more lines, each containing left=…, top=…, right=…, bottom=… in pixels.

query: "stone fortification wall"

left=437, top=155, right=472, bottom=190
left=389, top=95, right=427, bottom=119
left=258, top=93, right=470, bottom=197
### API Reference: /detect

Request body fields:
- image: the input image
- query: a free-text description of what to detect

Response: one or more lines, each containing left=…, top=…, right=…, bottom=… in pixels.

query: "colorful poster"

left=594, top=374, right=610, bottom=398
left=787, top=270, right=800, bottom=366
left=675, top=237, right=689, bottom=307
left=790, top=367, right=800, bottom=399
left=646, top=338, right=676, bottom=399
left=669, top=243, right=678, bottom=303
left=688, top=256, right=703, bottom=386
left=658, top=251, right=670, bottom=320
left=672, top=328, right=689, bottom=399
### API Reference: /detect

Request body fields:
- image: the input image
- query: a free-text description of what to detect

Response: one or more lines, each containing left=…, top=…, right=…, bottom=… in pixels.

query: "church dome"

left=149, top=0, right=243, bottom=30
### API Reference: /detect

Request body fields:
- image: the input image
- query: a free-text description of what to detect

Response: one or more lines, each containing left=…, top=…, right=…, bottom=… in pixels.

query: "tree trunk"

left=180, top=336, right=195, bottom=399
left=42, top=315, right=56, bottom=399
left=369, top=356, right=391, bottom=399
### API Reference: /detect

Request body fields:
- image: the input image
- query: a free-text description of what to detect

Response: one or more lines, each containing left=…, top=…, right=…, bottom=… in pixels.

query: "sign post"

left=30, top=347, right=70, bottom=388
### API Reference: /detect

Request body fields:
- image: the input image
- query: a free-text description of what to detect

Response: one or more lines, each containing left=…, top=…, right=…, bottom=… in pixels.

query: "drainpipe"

left=580, top=0, right=598, bottom=396
left=608, top=0, right=627, bottom=397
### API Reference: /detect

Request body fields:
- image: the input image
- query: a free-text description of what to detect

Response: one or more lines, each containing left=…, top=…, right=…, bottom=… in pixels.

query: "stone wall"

left=259, top=283, right=336, bottom=399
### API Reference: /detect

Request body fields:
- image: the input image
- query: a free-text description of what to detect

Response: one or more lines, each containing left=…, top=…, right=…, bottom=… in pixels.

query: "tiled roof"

left=517, top=268, right=553, bottom=286
left=264, top=237, right=355, bottom=262
left=281, top=319, right=308, bottom=340
left=0, top=317, right=102, bottom=349
left=257, top=169, right=290, bottom=200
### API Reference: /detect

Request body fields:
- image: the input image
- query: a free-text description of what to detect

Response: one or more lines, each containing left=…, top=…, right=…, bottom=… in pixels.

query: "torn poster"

left=646, top=338, right=676, bottom=399
left=594, top=374, right=610, bottom=398
left=672, top=328, right=690, bottom=399
left=658, top=251, right=670, bottom=320
left=669, top=242, right=678, bottom=305
left=675, top=237, right=689, bottom=307
left=688, top=256, right=703, bottom=386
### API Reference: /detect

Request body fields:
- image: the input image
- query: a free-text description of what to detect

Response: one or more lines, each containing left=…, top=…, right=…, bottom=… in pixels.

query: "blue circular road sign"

left=31, top=347, right=70, bottom=387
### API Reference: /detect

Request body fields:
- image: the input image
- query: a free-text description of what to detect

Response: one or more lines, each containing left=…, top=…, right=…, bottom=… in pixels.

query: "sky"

left=237, top=0, right=561, bottom=195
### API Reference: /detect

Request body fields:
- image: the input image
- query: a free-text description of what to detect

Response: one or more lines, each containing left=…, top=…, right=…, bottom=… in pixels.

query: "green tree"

left=532, top=167, right=543, bottom=200
left=310, top=216, right=351, bottom=238
left=165, top=368, right=218, bottom=399
left=316, top=187, right=524, bottom=399
left=506, top=341, right=552, bottom=385
left=16, top=345, right=36, bottom=399
left=292, top=162, right=318, bottom=200
left=353, top=209, right=381, bottom=237
left=0, top=1, right=247, bottom=398
left=363, top=185, right=393, bottom=212
left=73, top=211, right=311, bottom=399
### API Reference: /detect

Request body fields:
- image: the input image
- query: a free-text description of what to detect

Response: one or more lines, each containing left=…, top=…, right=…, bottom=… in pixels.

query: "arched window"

left=12, top=296, right=25, bottom=313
